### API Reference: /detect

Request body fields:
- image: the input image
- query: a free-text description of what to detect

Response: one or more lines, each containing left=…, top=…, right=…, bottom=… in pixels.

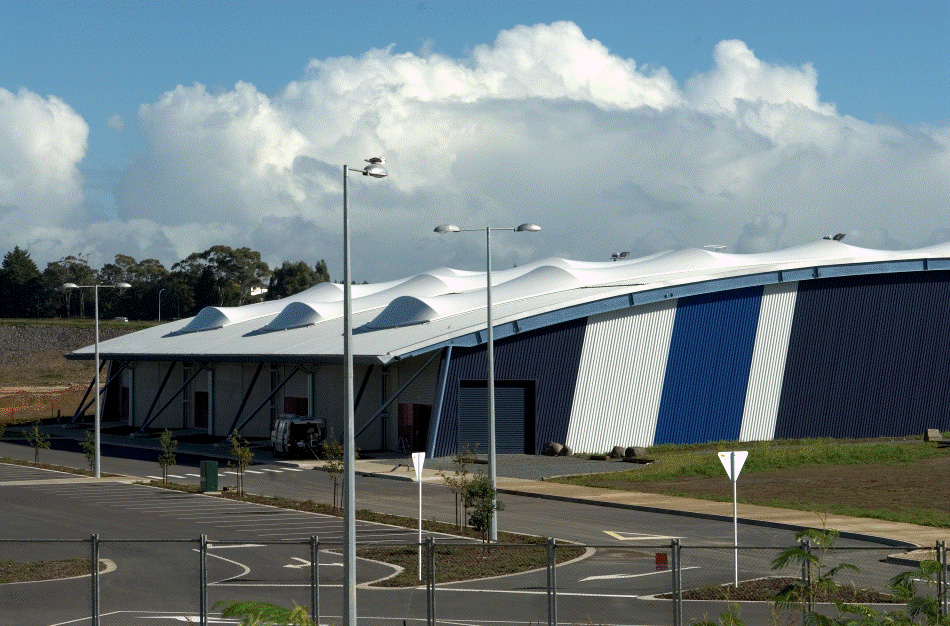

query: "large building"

left=70, top=240, right=950, bottom=456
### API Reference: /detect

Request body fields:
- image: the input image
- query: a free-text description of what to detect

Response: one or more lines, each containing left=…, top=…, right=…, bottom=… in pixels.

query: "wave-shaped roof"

left=71, top=239, right=950, bottom=364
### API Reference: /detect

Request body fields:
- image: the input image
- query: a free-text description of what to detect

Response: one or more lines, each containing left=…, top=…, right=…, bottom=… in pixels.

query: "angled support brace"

left=71, top=361, right=126, bottom=423
left=136, top=362, right=176, bottom=432
left=232, top=365, right=302, bottom=435
left=354, top=365, right=374, bottom=412
left=355, top=350, right=441, bottom=440
left=71, top=374, right=97, bottom=423
left=226, top=362, right=265, bottom=435
left=137, top=364, right=207, bottom=434
left=426, top=346, right=453, bottom=457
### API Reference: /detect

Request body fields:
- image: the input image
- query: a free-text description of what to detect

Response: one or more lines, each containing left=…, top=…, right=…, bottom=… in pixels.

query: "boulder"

left=610, top=446, right=625, bottom=459
left=625, top=446, right=648, bottom=459
left=558, top=445, right=573, bottom=457
left=543, top=441, right=563, bottom=456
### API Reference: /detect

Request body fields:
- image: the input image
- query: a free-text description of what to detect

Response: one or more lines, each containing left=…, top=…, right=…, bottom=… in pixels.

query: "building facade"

left=73, top=241, right=950, bottom=456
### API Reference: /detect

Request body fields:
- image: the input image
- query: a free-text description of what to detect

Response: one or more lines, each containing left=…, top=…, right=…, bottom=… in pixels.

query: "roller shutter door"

left=458, top=386, right=527, bottom=454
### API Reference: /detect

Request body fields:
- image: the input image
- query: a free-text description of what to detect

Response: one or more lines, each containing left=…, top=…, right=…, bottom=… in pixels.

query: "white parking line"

left=197, top=515, right=324, bottom=527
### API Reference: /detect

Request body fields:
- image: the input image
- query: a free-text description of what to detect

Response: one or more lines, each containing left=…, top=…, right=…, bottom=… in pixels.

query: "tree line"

left=0, top=245, right=331, bottom=321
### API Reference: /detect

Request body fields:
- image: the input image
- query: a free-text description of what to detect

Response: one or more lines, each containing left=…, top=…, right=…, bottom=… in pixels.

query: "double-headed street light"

left=343, top=157, right=387, bottom=626
left=62, top=281, right=131, bottom=478
left=433, top=222, right=541, bottom=541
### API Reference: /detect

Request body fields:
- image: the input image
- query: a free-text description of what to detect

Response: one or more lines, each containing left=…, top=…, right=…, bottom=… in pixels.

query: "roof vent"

left=262, top=302, right=328, bottom=331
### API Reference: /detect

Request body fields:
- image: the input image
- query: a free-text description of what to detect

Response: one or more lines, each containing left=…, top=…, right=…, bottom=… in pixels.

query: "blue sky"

left=1, top=1, right=948, bottom=281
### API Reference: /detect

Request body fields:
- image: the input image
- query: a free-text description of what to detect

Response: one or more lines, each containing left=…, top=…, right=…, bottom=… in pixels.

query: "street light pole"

left=342, top=157, right=387, bottom=626
left=158, top=288, right=165, bottom=322
left=62, top=282, right=131, bottom=478
left=434, top=222, right=541, bottom=541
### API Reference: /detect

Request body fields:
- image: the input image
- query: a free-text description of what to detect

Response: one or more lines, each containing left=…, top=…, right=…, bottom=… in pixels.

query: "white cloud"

left=0, top=87, right=87, bottom=226
left=1, top=22, right=948, bottom=282
left=107, top=114, right=124, bottom=131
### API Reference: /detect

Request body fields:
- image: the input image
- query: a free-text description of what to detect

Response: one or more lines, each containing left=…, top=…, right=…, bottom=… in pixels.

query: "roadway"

left=0, top=439, right=919, bottom=625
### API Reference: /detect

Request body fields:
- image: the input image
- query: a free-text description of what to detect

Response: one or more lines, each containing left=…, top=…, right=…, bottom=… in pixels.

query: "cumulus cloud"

left=1, top=22, right=948, bottom=281
left=0, top=87, right=87, bottom=224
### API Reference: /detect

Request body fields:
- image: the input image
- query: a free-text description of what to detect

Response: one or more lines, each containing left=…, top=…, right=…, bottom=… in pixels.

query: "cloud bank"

left=1, top=21, right=947, bottom=281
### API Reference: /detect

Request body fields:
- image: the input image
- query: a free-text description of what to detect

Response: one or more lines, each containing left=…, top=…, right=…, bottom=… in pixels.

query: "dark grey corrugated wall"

left=433, top=318, right=586, bottom=456
left=775, top=271, right=950, bottom=439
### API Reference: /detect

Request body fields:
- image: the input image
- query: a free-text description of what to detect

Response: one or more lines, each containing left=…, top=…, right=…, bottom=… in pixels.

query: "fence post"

left=671, top=538, right=682, bottom=626
left=311, top=536, right=320, bottom=625
left=799, top=537, right=812, bottom=619
left=199, top=534, right=208, bottom=626
left=426, top=536, right=436, bottom=626
left=546, top=537, right=557, bottom=626
left=91, top=534, right=99, bottom=626
left=939, top=540, right=947, bottom=619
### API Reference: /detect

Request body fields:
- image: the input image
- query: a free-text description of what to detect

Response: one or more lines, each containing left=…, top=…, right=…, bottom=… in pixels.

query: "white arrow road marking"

left=283, top=557, right=344, bottom=569
left=581, top=566, right=699, bottom=582
left=604, top=530, right=682, bottom=541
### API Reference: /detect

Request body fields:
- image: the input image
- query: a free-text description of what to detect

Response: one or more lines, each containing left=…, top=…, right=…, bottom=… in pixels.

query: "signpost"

left=718, top=450, right=748, bottom=588
left=411, top=452, right=426, bottom=580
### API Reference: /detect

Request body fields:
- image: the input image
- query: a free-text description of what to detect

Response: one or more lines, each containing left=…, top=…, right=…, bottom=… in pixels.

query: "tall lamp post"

left=434, top=222, right=541, bottom=541
left=343, top=157, right=387, bottom=626
left=158, top=288, right=165, bottom=322
left=62, top=282, right=131, bottom=478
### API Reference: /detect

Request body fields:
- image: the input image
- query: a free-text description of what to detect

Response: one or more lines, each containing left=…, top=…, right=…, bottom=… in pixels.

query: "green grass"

left=564, top=439, right=944, bottom=485
left=553, top=437, right=950, bottom=528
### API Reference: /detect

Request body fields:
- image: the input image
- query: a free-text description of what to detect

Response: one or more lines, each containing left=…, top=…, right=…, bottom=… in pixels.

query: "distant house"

left=69, top=239, right=950, bottom=455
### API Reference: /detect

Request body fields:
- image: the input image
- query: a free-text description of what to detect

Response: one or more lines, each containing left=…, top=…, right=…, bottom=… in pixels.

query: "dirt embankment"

left=0, top=325, right=133, bottom=366
left=0, top=323, right=140, bottom=388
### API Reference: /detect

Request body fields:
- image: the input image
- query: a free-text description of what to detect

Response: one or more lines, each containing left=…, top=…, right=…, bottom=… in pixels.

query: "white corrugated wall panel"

left=739, top=282, right=798, bottom=441
left=566, top=300, right=677, bottom=453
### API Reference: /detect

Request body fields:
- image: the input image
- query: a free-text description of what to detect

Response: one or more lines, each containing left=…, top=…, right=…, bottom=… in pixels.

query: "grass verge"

left=0, top=558, right=102, bottom=584
left=554, top=438, right=950, bottom=528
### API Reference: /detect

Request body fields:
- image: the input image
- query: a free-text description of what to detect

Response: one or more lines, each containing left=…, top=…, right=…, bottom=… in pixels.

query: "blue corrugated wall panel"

left=432, top=318, right=586, bottom=457
left=775, top=272, right=950, bottom=439
left=654, top=286, right=762, bottom=445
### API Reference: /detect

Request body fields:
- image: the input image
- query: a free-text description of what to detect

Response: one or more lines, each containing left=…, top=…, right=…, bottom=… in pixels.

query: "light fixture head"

left=363, top=157, right=388, bottom=178
left=116, top=282, right=132, bottom=289
left=434, top=224, right=461, bottom=234
left=515, top=223, right=541, bottom=232
left=62, top=282, right=78, bottom=289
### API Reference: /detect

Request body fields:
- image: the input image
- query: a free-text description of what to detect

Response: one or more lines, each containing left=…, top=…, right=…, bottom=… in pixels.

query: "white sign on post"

left=411, top=452, right=425, bottom=580
left=718, top=450, right=748, bottom=588
left=718, top=450, right=747, bottom=480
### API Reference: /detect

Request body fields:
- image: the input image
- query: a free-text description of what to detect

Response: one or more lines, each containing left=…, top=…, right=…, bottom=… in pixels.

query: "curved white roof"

left=71, top=240, right=950, bottom=364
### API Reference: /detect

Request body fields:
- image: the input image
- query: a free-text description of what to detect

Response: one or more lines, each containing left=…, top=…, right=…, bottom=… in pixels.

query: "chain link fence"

left=0, top=537, right=945, bottom=626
